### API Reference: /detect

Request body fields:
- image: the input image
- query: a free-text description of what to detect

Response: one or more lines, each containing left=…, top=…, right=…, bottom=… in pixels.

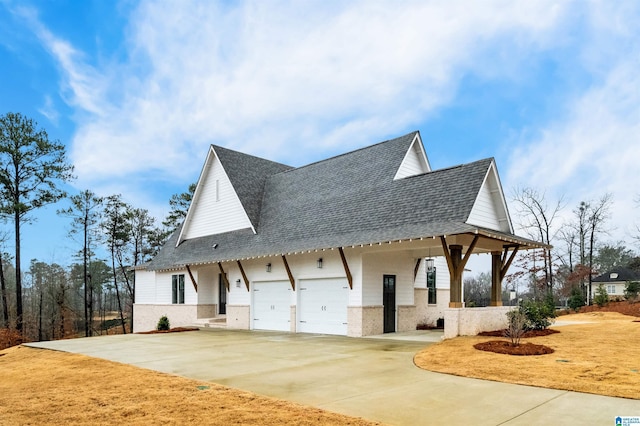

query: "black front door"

left=383, top=275, right=396, bottom=333
left=218, top=273, right=227, bottom=315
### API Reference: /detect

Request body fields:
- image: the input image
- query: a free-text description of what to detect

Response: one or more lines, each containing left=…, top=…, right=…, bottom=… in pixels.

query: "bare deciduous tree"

left=511, top=187, right=564, bottom=294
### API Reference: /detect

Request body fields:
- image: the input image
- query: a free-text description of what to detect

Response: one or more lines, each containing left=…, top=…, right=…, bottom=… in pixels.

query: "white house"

left=134, top=131, right=546, bottom=338
left=591, top=267, right=640, bottom=300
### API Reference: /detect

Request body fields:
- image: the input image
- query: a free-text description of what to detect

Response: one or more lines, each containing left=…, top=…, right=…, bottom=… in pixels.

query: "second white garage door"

left=252, top=280, right=292, bottom=332
left=298, top=278, right=349, bottom=335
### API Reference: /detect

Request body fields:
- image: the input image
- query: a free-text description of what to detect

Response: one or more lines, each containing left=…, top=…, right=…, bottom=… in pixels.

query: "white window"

left=172, top=274, right=185, bottom=304
left=607, top=285, right=616, bottom=294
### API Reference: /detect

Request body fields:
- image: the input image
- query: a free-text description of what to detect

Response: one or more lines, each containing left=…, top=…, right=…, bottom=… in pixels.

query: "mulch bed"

left=563, top=301, right=640, bottom=317
left=137, top=327, right=200, bottom=334
left=478, top=328, right=559, bottom=338
left=474, top=341, right=554, bottom=356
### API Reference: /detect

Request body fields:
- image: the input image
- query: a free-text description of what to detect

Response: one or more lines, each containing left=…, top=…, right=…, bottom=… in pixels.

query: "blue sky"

left=0, top=1, right=639, bottom=270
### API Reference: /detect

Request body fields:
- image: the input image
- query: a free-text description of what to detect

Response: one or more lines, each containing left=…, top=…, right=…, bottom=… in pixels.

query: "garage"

left=252, top=281, right=292, bottom=331
left=298, top=278, right=349, bottom=335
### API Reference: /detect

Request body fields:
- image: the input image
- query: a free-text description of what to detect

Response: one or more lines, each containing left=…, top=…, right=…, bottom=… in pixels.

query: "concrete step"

left=193, top=316, right=227, bottom=328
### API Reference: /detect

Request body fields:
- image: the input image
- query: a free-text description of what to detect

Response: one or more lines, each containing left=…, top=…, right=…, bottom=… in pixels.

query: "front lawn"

left=414, top=311, right=640, bottom=399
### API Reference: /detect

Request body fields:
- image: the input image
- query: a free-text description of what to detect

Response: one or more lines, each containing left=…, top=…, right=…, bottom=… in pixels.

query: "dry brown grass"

left=414, top=311, right=640, bottom=399
left=0, top=346, right=379, bottom=426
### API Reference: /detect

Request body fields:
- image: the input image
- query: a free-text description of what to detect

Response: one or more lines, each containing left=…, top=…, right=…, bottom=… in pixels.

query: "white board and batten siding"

left=297, top=278, right=349, bottom=335
left=466, top=162, right=511, bottom=233
left=393, top=135, right=431, bottom=180
left=135, top=269, right=157, bottom=304
left=181, top=149, right=253, bottom=241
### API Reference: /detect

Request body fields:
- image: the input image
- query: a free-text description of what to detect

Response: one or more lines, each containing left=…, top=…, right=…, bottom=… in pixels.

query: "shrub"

left=594, top=284, right=609, bottom=307
left=504, top=310, right=527, bottom=347
left=568, top=286, right=585, bottom=312
left=157, top=315, right=170, bottom=331
left=519, top=298, right=555, bottom=330
left=624, top=281, right=640, bottom=303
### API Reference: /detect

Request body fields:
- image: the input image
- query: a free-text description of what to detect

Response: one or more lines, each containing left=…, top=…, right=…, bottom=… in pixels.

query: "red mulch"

left=474, top=341, right=554, bottom=356
left=137, top=327, right=200, bottom=334
left=565, top=301, right=640, bottom=317
left=478, top=328, right=560, bottom=338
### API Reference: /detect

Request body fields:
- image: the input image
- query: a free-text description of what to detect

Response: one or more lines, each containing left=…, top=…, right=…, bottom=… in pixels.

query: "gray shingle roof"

left=147, top=131, right=502, bottom=270
left=593, top=267, right=640, bottom=282
left=212, top=145, right=292, bottom=228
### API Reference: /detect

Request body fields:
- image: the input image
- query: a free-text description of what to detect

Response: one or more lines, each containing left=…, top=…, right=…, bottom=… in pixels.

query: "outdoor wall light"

left=425, top=258, right=435, bottom=272
left=236, top=279, right=241, bottom=288
left=317, top=258, right=323, bottom=268
left=266, top=263, right=271, bottom=272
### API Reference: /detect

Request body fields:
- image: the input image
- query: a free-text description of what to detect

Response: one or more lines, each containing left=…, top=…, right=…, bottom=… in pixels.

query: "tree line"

left=0, top=112, right=193, bottom=344
left=464, top=187, right=640, bottom=307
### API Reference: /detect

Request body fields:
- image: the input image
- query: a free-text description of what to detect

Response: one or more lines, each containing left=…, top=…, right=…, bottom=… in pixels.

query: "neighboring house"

left=135, top=131, right=545, bottom=338
left=591, top=267, right=640, bottom=300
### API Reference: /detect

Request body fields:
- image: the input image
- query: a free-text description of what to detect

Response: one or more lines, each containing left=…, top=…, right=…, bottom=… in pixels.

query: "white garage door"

left=252, top=281, right=292, bottom=331
left=298, top=278, right=349, bottom=335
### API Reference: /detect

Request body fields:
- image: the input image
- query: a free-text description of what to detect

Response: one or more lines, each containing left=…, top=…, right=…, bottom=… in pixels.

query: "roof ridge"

left=211, top=144, right=293, bottom=169
left=275, top=131, right=419, bottom=175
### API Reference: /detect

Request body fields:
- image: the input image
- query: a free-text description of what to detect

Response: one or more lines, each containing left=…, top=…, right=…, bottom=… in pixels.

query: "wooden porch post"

left=441, top=235, right=479, bottom=308
left=490, top=245, right=519, bottom=306
left=490, top=252, right=503, bottom=306
left=449, top=245, right=463, bottom=307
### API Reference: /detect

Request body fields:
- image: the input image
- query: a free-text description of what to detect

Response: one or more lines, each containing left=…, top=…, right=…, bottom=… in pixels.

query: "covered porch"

left=385, top=229, right=547, bottom=338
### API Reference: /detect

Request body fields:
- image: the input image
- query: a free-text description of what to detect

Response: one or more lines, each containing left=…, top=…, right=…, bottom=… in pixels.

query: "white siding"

left=414, top=257, right=450, bottom=289
left=156, top=272, right=173, bottom=303
left=181, top=151, right=253, bottom=240
left=394, top=137, right=430, bottom=180
left=467, top=164, right=511, bottom=233
left=153, top=270, right=197, bottom=304
left=361, top=251, right=414, bottom=306
left=435, top=257, right=450, bottom=289
left=197, top=266, right=216, bottom=305
left=134, top=270, right=156, bottom=304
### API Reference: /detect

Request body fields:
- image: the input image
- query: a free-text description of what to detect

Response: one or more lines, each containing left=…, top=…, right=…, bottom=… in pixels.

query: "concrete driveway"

left=29, top=329, right=640, bottom=425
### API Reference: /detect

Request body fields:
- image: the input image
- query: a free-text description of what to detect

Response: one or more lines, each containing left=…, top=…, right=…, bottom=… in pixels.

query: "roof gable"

left=212, top=145, right=292, bottom=227
left=466, top=160, right=513, bottom=233
left=393, top=132, right=431, bottom=180
left=178, top=147, right=254, bottom=244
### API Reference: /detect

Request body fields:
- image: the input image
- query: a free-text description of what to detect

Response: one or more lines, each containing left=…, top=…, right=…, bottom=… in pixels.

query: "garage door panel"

left=253, top=281, right=291, bottom=332
left=298, top=278, right=348, bottom=335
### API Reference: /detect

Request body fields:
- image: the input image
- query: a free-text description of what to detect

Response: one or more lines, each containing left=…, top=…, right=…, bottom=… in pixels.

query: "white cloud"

left=505, top=2, right=640, bottom=247
left=36, top=1, right=570, bottom=187
left=38, top=94, right=59, bottom=124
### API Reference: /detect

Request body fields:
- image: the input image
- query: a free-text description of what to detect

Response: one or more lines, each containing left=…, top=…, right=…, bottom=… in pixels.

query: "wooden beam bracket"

left=500, top=244, right=520, bottom=280
left=414, top=258, right=422, bottom=281
left=185, top=264, right=198, bottom=292
left=217, top=262, right=230, bottom=292
left=338, top=247, right=353, bottom=289
left=237, top=260, right=250, bottom=291
left=281, top=255, right=295, bottom=291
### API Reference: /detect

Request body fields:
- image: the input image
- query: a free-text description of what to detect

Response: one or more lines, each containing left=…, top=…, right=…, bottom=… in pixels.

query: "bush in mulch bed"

left=137, top=327, right=200, bottom=334
left=478, top=328, right=560, bottom=338
left=474, top=341, right=554, bottom=356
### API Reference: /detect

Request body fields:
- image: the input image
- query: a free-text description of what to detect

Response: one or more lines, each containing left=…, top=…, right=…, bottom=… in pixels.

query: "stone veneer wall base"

left=133, top=304, right=215, bottom=332
left=397, top=305, right=417, bottom=332
left=348, top=306, right=383, bottom=337
left=226, top=305, right=250, bottom=329
left=444, top=306, right=514, bottom=339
